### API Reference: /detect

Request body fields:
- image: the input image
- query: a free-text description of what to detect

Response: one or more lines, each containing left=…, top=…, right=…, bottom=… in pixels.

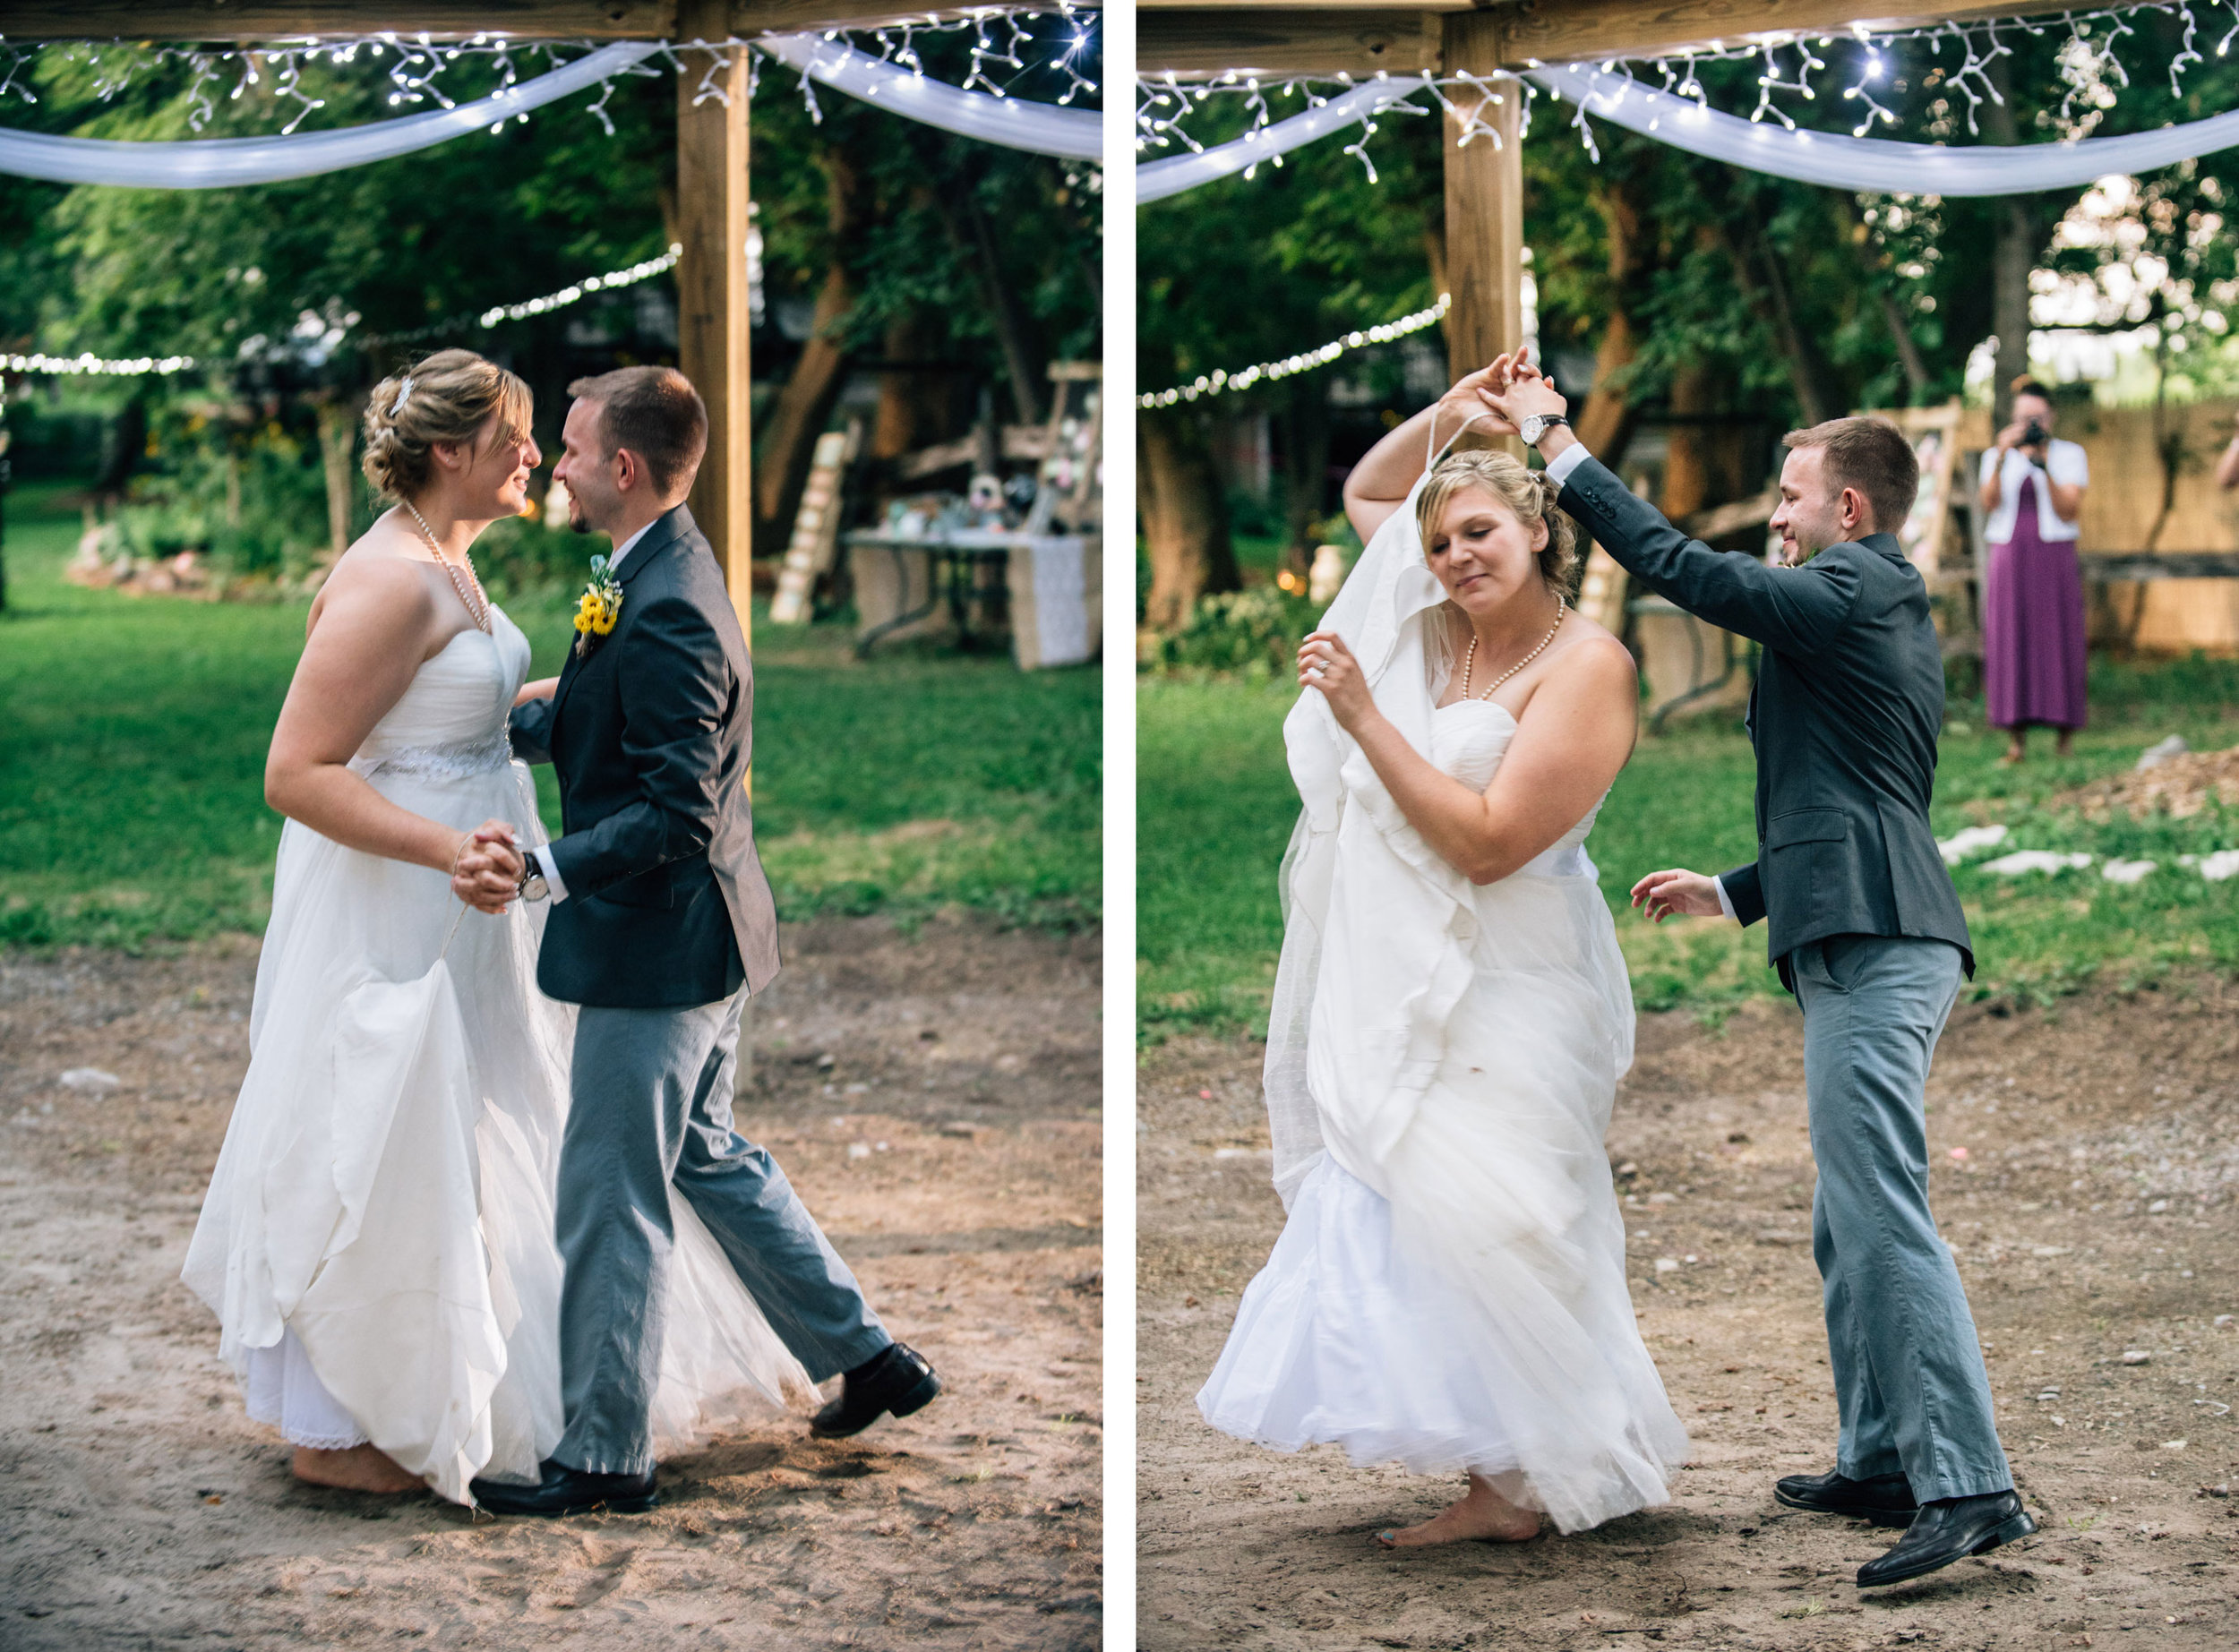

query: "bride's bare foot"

left=292, top=1444, right=424, bottom=1494
left=1376, top=1476, right=1541, bottom=1548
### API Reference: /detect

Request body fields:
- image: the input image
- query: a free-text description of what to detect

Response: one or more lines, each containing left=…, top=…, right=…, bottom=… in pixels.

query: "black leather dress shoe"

left=1773, top=1468, right=1918, bottom=1528
left=811, top=1342, right=941, bottom=1438
left=468, top=1459, right=658, bottom=1517
left=1857, top=1490, right=2035, bottom=1588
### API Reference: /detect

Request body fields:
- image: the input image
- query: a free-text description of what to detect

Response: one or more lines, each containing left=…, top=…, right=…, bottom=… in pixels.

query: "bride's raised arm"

left=264, top=560, right=505, bottom=885
left=1341, top=364, right=1519, bottom=545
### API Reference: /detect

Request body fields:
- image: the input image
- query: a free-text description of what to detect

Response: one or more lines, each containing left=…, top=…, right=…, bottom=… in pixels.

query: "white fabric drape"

left=758, top=34, right=1102, bottom=160
left=1138, top=79, right=1428, bottom=203
left=1137, top=64, right=2239, bottom=201
left=0, top=43, right=660, bottom=188
left=0, top=39, right=1101, bottom=190
left=1528, top=63, right=2239, bottom=196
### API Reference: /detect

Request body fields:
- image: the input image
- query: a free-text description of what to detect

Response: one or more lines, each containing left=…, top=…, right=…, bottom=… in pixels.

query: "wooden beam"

left=673, top=0, right=752, bottom=641
left=1441, top=10, right=1523, bottom=419
left=1139, top=8, right=1444, bottom=78
left=1139, top=1, right=2091, bottom=75
left=0, top=0, right=966, bottom=42
left=1500, top=0, right=2069, bottom=66
left=0, top=1, right=679, bottom=39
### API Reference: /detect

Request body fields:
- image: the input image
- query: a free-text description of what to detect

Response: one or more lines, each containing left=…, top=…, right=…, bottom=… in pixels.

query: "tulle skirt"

left=1204, top=867, right=1690, bottom=1535
left=184, top=756, right=812, bottom=1503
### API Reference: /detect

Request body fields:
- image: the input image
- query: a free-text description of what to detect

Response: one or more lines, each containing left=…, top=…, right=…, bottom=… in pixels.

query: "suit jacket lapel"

left=551, top=505, right=692, bottom=723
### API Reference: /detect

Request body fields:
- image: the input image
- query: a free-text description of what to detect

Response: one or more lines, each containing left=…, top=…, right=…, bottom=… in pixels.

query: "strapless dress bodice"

left=1430, top=698, right=1603, bottom=877
left=349, top=608, right=531, bottom=781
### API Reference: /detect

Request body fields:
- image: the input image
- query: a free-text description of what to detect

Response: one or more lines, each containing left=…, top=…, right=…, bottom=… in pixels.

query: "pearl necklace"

left=1459, top=597, right=1566, bottom=702
left=402, top=500, right=492, bottom=635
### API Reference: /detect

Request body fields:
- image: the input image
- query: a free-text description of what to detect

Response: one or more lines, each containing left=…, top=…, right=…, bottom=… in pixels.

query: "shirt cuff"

left=533, top=843, right=570, bottom=903
left=1542, top=441, right=1591, bottom=489
left=1713, top=873, right=1737, bottom=922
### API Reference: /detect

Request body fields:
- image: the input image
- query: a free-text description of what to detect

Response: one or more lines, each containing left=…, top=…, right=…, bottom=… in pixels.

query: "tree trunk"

left=1139, top=407, right=1237, bottom=631
left=870, top=309, right=956, bottom=462
left=754, top=157, right=860, bottom=558
left=1277, top=377, right=1331, bottom=566
left=317, top=399, right=356, bottom=560
left=1570, top=180, right=1644, bottom=470
left=1981, top=53, right=2037, bottom=432
left=1708, top=184, right=1843, bottom=430
left=1991, top=200, right=2037, bottom=431
left=936, top=171, right=1044, bottom=427
left=1875, top=288, right=1933, bottom=405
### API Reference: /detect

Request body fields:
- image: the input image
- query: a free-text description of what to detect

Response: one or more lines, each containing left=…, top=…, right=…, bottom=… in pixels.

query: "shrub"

left=1145, top=586, right=1322, bottom=680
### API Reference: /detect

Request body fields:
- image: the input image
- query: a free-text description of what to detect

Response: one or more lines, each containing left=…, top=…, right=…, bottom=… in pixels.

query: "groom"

left=1480, top=352, right=2031, bottom=1588
left=454, top=366, right=938, bottom=1517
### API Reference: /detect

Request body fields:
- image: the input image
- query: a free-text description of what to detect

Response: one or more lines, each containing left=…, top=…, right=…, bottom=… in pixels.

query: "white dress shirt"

left=1980, top=440, right=2088, bottom=544
left=528, top=518, right=657, bottom=903
left=1540, top=440, right=1746, bottom=920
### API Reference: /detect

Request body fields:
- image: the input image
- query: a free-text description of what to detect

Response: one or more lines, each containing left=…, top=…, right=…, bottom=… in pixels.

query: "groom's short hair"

left=1782, top=417, right=1918, bottom=536
left=567, top=366, right=708, bottom=496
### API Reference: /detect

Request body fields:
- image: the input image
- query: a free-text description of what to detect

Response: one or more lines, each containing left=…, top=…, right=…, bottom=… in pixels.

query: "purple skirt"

left=1984, top=475, right=2087, bottom=732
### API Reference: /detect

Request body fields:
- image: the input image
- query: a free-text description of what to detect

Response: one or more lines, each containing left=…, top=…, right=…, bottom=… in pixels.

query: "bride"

left=181, top=349, right=808, bottom=1502
left=1197, top=366, right=1689, bottom=1545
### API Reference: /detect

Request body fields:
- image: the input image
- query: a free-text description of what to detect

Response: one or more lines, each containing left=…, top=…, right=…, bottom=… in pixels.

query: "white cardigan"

left=1980, top=439, right=2088, bottom=544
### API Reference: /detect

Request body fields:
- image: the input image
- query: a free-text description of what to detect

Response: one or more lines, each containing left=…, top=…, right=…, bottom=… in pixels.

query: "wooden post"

left=674, top=5, right=758, bottom=1090
left=674, top=1, right=753, bottom=646
left=1441, top=9, right=1524, bottom=443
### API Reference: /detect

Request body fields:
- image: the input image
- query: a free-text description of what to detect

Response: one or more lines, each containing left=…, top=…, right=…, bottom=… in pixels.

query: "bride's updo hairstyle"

left=1414, top=448, right=1583, bottom=601
left=362, top=348, right=534, bottom=501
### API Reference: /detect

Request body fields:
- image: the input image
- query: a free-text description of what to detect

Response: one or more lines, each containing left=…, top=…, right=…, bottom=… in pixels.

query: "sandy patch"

left=1140, top=979, right=2239, bottom=1649
left=0, top=915, right=1101, bottom=1649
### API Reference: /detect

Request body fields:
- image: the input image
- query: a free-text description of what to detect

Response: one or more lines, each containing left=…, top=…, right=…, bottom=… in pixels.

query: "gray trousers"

left=553, top=989, right=890, bottom=1475
left=1793, top=934, right=2013, bottom=1503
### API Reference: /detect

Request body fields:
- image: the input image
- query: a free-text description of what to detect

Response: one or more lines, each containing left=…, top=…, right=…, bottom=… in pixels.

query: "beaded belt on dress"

left=350, top=729, right=512, bottom=780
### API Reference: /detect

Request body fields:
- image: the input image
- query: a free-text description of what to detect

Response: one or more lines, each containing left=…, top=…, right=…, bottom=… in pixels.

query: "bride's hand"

left=1478, top=347, right=1566, bottom=429
left=451, top=822, right=521, bottom=913
left=1432, top=364, right=1519, bottom=442
left=1629, top=868, right=1725, bottom=923
left=1298, top=630, right=1373, bottom=730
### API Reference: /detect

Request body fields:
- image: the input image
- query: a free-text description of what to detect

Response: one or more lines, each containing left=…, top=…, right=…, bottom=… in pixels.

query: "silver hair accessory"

left=390, top=375, right=415, bottom=417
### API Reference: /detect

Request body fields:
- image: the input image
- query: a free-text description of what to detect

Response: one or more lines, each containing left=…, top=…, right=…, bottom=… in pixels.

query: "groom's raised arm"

left=1547, top=446, right=1864, bottom=656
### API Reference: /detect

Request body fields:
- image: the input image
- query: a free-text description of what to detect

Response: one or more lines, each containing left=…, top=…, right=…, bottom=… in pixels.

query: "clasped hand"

left=1454, top=347, right=1568, bottom=436
left=451, top=819, right=525, bottom=914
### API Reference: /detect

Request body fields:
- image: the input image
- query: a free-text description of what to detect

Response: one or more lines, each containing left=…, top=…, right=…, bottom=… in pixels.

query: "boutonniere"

left=573, top=554, right=622, bottom=658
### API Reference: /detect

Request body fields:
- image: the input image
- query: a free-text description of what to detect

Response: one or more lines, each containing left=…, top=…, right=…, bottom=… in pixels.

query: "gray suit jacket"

left=510, top=503, right=782, bottom=1007
left=1554, top=454, right=1972, bottom=989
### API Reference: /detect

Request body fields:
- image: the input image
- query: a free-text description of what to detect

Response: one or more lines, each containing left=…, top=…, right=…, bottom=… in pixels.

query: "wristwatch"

left=1519, top=413, right=1570, bottom=449
left=517, top=855, right=550, bottom=903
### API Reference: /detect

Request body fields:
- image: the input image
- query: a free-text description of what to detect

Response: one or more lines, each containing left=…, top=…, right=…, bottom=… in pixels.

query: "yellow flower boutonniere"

left=573, top=553, right=622, bottom=658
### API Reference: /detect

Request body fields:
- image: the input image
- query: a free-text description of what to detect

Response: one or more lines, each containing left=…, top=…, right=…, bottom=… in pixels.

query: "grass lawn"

left=0, top=480, right=1098, bottom=949
left=1139, top=659, right=2239, bottom=1040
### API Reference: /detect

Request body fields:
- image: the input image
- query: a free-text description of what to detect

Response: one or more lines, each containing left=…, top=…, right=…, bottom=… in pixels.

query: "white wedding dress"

left=1197, top=443, right=1688, bottom=1534
left=183, top=604, right=814, bottom=1504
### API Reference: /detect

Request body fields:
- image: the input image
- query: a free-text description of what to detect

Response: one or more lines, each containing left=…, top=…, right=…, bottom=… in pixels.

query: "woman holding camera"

left=1978, top=379, right=2089, bottom=764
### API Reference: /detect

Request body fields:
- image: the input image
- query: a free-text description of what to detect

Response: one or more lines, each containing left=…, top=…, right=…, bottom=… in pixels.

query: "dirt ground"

left=0, top=915, right=1101, bottom=1650
left=1139, top=977, right=2239, bottom=1650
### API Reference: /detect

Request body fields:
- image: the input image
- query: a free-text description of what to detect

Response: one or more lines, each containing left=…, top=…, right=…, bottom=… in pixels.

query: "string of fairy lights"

left=0, top=240, right=697, bottom=422
left=0, top=9, right=1097, bottom=402
left=1137, top=0, right=2235, bottom=182
left=1137, top=294, right=1450, bottom=408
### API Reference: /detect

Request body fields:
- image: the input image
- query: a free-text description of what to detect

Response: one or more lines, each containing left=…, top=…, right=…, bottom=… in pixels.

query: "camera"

left=2020, top=418, right=2048, bottom=450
